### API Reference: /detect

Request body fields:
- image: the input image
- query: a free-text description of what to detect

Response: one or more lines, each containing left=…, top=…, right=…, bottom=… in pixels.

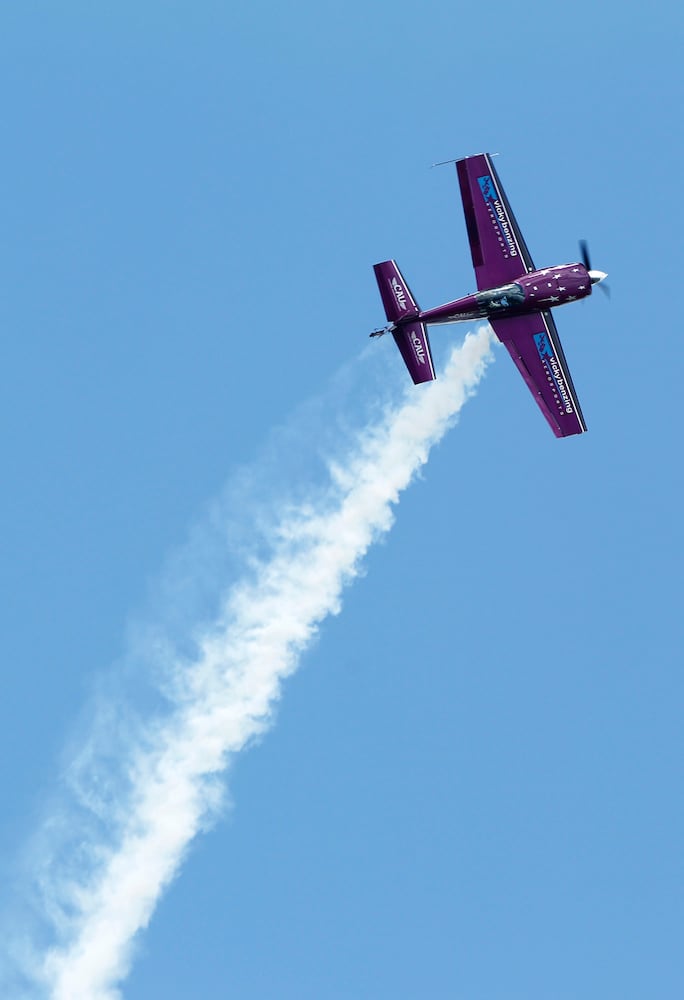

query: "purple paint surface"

left=372, top=153, right=605, bottom=437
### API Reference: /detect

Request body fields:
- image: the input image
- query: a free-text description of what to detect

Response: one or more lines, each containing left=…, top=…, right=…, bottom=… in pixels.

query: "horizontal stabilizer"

left=392, top=321, right=436, bottom=384
left=373, top=260, right=420, bottom=323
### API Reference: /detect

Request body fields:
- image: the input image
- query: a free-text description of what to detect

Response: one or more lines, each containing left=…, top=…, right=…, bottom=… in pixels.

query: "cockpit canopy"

left=475, top=283, right=525, bottom=311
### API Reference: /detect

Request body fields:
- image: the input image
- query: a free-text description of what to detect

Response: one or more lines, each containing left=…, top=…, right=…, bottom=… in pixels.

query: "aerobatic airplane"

left=371, top=153, right=607, bottom=437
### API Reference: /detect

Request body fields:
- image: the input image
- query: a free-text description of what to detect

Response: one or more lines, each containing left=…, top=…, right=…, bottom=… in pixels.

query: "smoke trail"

left=17, top=327, right=493, bottom=999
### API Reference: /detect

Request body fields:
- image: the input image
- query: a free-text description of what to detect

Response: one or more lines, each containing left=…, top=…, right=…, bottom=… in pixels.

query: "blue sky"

left=0, top=2, right=682, bottom=998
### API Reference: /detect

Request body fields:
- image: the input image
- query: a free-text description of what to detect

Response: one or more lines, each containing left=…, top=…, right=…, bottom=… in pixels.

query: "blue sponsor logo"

left=477, top=175, right=496, bottom=202
left=534, top=331, right=552, bottom=358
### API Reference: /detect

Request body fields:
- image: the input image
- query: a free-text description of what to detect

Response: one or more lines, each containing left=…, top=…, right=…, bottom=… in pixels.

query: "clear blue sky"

left=0, top=3, right=682, bottom=998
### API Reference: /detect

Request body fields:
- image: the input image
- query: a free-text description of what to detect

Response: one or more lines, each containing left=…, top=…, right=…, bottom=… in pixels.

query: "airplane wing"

left=490, top=310, right=587, bottom=438
left=456, top=154, right=535, bottom=290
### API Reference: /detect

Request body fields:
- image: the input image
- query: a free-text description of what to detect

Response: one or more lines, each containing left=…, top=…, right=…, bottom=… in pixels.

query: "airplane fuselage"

left=417, top=262, right=594, bottom=326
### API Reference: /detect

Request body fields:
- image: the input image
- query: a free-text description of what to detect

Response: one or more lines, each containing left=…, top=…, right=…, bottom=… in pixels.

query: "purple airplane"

left=372, top=153, right=607, bottom=437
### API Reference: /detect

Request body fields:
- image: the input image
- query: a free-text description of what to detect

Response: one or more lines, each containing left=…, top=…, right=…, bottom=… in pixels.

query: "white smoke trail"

left=21, top=327, right=493, bottom=999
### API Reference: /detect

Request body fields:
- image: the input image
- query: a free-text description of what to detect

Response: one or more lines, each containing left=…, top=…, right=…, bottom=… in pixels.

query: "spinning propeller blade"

left=579, top=239, right=591, bottom=272
left=580, top=239, right=609, bottom=297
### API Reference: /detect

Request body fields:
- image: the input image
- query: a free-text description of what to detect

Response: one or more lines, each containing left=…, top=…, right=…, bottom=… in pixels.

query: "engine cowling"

left=518, top=264, right=593, bottom=308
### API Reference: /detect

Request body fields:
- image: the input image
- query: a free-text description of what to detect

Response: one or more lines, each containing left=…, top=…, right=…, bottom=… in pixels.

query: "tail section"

left=373, top=260, right=435, bottom=384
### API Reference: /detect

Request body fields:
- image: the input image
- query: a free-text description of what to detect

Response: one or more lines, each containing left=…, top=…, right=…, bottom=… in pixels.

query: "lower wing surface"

left=490, top=311, right=587, bottom=438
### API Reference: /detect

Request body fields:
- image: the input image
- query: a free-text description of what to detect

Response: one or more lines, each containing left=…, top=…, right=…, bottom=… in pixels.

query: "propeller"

left=580, top=239, right=610, bottom=297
